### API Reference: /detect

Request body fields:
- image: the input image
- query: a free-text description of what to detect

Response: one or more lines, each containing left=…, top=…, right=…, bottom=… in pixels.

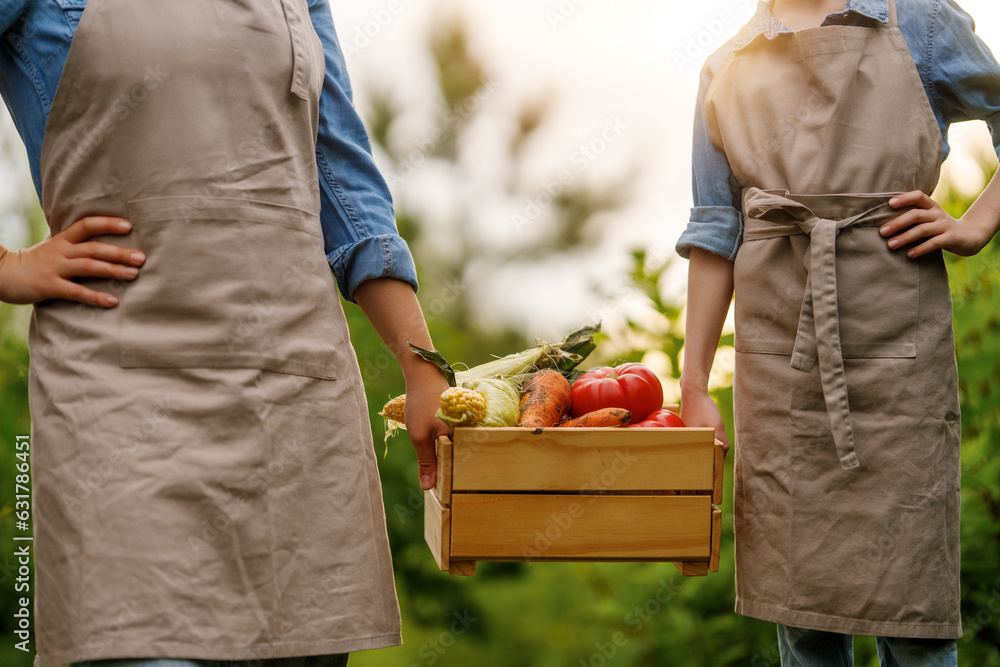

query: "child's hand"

left=880, top=191, right=994, bottom=259
left=0, top=216, right=144, bottom=306
left=680, top=389, right=730, bottom=456
left=403, top=370, right=452, bottom=490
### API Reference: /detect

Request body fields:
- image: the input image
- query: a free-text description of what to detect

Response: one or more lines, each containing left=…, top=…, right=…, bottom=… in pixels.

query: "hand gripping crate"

left=424, top=425, right=724, bottom=576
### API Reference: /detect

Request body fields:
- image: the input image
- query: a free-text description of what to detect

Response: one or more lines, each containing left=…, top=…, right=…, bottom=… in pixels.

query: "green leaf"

left=552, top=322, right=601, bottom=371
left=407, top=342, right=457, bottom=387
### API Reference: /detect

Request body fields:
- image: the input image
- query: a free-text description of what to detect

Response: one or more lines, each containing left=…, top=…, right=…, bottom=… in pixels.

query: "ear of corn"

left=380, top=394, right=407, bottom=424
left=466, top=378, right=520, bottom=427
left=436, top=387, right=487, bottom=427
left=379, top=394, right=407, bottom=453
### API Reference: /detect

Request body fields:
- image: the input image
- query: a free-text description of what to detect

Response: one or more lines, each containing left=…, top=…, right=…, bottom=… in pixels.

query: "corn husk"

left=409, top=322, right=600, bottom=389
left=465, top=378, right=520, bottom=427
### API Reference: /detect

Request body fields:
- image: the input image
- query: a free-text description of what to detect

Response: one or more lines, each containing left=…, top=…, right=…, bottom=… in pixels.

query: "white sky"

left=2, top=0, right=999, bottom=336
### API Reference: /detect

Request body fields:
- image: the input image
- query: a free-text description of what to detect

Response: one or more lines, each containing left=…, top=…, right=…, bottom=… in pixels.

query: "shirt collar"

left=732, top=0, right=890, bottom=50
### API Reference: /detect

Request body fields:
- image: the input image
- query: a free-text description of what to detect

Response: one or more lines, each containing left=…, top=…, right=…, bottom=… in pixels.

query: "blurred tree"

left=361, top=11, right=634, bottom=334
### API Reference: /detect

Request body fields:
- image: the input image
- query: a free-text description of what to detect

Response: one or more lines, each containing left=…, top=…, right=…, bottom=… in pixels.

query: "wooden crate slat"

left=713, top=440, right=725, bottom=505
left=451, top=427, right=716, bottom=493
left=672, top=561, right=709, bottom=576
left=710, top=505, right=722, bottom=573
left=433, top=435, right=453, bottom=507
left=424, top=488, right=450, bottom=571
left=450, top=494, right=712, bottom=560
left=448, top=561, right=476, bottom=576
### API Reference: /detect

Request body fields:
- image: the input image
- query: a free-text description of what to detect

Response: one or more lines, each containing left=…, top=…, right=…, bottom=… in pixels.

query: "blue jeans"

left=70, top=656, right=348, bottom=667
left=777, top=625, right=957, bottom=667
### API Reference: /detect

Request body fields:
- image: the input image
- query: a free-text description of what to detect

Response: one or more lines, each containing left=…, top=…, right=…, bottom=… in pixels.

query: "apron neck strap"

left=886, top=0, right=898, bottom=29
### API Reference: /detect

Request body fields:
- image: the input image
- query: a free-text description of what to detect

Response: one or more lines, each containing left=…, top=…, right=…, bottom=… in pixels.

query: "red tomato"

left=628, top=409, right=686, bottom=428
left=569, top=363, right=664, bottom=424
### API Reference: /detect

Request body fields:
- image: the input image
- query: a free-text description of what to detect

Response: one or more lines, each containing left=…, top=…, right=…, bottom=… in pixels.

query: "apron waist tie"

left=742, top=188, right=908, bottom=471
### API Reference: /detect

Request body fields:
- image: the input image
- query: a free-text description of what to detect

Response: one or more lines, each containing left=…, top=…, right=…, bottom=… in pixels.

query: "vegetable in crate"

left=379, top=323, right=600, bottom=440
left=379, top=394, right=407, bottom=429
left=569, top=362, right=664, bottom=424
left=519, top=370, right=571, bottom=428
left=466, top=378, right=520, bottom=427
left=629, top=409, right=686, bottom=428
left=558, top=407, right=631, bottom=428
left=436, top=387, right=487, bottom=427
left=408, top=322, right=600, bottom=388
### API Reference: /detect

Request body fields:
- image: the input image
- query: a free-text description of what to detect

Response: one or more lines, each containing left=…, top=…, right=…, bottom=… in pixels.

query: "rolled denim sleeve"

left=676, top=57, right=744, bottom=261
left=928, top=0, right=1000, bottom=160
left=308, top=0, right=419, bottom=301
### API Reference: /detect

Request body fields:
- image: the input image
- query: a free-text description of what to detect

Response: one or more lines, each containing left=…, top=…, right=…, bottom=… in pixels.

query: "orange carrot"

left=518, top=370, right=572, bottom=428
left=558, top=407, right=631, bottom=428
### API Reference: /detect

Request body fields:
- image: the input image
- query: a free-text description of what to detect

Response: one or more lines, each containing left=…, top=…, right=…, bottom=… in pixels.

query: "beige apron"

left=705, top=0, right=962, bottom=638
left=29, top=1, right=401, bottom=664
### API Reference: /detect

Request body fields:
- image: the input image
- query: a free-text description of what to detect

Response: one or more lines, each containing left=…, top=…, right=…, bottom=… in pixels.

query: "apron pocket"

left=733, top=234, right=810, bottom=356
left=119, top=196, right=340, bottom=380
left=733, top=229, right=919, bottom=360
left=835, top=226, right=918, bottom=359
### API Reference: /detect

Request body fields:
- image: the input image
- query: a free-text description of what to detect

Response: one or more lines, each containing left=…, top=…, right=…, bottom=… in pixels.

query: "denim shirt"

left=677, top=0, right=1000, bottom=261
left=0, top=0, right=418, bottom=301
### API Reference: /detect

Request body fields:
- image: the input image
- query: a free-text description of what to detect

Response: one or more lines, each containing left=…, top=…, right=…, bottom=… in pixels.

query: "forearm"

left=961, top=168, right=1000, bottom=245
left=0, top=243, right=12, bottom=302
left=352, top=277, right=439, bottom=383
left=354, top=276, right=449, bottom=489
left=680, top=248, right=735, bottom=395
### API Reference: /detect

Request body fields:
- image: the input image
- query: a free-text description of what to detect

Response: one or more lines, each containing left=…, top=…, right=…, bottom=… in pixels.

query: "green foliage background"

left=1, top=16, right=998, bottom=667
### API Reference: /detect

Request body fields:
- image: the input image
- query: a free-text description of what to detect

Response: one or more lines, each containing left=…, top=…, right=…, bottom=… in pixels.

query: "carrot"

left=518, top=369, right=572, bottom=428
left=558, top=407, right=631, bottom=428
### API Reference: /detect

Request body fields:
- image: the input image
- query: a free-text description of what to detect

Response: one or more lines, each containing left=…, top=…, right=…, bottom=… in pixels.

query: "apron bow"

left=742, top=188, right=907, bottom=471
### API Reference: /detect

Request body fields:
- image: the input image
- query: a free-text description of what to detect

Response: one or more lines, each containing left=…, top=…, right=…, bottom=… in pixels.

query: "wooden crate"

left=424, top=425, right=724, bottom=576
